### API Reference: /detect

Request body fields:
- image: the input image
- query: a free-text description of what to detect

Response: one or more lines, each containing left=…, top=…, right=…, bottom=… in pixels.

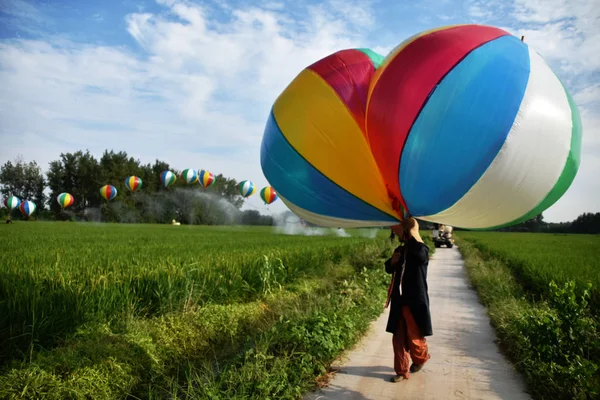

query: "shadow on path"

left=333, top=365, right=395, bottom=381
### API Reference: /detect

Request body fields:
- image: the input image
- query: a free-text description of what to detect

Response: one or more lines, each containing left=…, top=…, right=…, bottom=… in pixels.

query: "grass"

left=0, top=221, right=411, bottom=399
left=0, top=222, right=387, bottom=363
left=456, top=232, right=600, bottom=400
left=457, top=232, right=600, bottom=312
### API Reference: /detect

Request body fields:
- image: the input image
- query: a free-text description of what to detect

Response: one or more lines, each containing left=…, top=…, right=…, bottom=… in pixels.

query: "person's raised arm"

left=385, top=246, right=403, bottom=274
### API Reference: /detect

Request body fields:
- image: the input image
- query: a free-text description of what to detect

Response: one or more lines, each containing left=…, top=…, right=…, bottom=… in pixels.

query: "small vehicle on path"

left=432, top=223, right=454, bottom=248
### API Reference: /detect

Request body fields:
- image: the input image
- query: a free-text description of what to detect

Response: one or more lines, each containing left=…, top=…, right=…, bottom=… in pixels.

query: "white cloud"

left=437, top=13, right=458, bottom=21
left=574, top=83, right=600, bottom=106
left=0, top=0, right=375, bottom=214
left=0, top=0, right=45, bottom=24
left=327, top=0, right=375, bottom=29
left=579, top=109, right=600, bottom=163
left=91, top=12, right=103, bottom=22
left=1, top=0, right=598, bottom=222
left=464, top=0, right=600, bottom=76
left=468, top=5, right=493, bottom=18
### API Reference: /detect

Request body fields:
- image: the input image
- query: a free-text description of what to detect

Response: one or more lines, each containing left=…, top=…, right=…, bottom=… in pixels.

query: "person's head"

left=390, top=224, right=406, bottom=242
left=403, top=217, right=419, bottom=236
left=391, top=217, right=419, bottom=242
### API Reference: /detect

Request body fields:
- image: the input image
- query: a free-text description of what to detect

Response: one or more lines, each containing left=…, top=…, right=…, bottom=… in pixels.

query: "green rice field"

left=0, top=221, right=395, bottom=399
left=0, top=222, right=393, bottom=361
left=456, top=231, right=600, bottom=400
left=3, top=222, right=598, bottom=399
left=457, top=231, right=600, bottom=312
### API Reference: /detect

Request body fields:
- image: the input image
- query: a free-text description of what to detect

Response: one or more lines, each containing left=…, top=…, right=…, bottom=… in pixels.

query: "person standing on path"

left=384, top=217, right=432, bottom=382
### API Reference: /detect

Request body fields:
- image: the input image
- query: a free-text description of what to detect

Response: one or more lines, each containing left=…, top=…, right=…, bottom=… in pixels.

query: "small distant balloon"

left=57, top=193, right=74, bottom=208
left=199, top=170, right=215, bottom=188
left=19, top=200, right=36, bottom=216
left=239, top=180, right=256, bottom=198
left=100, top=185, right=117, bottom=201
left=180, top=169, right=198, bottom=184
left=161, top=171, right=177, bottom=188
left=260, top=186, right=278, bottom=205
left=125, top=176, right=142, bottom=192
left=3, top=196, right=21, bottom=210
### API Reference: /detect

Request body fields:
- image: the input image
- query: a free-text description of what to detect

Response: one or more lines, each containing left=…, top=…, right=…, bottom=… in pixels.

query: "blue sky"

left=0, top=0, right=598, bottom=222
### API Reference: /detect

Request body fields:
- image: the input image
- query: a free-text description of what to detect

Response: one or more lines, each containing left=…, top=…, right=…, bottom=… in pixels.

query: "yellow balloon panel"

left=272, top=69, right=398, bottom=218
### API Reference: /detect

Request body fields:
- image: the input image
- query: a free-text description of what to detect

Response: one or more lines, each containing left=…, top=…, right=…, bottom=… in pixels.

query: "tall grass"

left=456, top=234, right=600, bottom=400
left=0, top=222, right=390, bottom=364
left=457, top=232, right=600, bottom=313
left=0, top=222, right=397, bottom=399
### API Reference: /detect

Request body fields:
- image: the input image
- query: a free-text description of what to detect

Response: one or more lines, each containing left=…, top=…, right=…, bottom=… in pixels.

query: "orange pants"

left=392, top=305, right=431, bottom=378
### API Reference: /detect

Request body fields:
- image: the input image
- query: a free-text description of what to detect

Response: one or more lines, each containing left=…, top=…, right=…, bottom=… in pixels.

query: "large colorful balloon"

left=57, top=193, right=74, bottom=208
left=239, top=180, right=256, bottom=198
left=19, top=201, right=36, bottom=216
left=3, top=196, right=20, bottom=210
left=198, top=170, right=215, bottom=188
left=161, top=171, right=177, bottom=188
left=260, top=47, right=396, bottom=228
left=125, top=176, right=142, bottom=192
left=180, top=169, right=198, bottom=184
left=260, top=25, right=581, bottom=229
left=100, top=185, right=117, bottom=201
left=260, top=186, right=278, bottom=205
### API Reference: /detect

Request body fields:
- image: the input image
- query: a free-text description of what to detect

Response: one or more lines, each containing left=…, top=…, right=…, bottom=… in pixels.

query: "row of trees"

left=1, top=151, right=598, bottom=232
left=485, top=212, right=600, bottom=234
left=0, top=151, right=274, bottom=226
left=0, top=157, right=46, bottom=212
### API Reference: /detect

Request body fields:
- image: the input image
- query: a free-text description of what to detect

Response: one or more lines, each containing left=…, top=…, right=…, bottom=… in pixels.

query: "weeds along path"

left=457, top=232, right=600, bottom=317
left=456, top=235, right=600, bottom=400
left=304, top=246, right=531, bottom=400
left=0, top=223, right=396, bottom=399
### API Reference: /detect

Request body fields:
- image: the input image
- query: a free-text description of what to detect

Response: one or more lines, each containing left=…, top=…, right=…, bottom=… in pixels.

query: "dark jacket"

left=384, top=237, right=432, bottom=337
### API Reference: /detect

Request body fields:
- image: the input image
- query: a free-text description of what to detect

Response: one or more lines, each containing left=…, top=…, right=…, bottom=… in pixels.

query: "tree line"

left=443, top=212, right=600, bottom=235
left=498, top=212, right=600, bottom=235
left=0, top=150, right=274, bottom=226
left=1, top=151, right=598, bottom=233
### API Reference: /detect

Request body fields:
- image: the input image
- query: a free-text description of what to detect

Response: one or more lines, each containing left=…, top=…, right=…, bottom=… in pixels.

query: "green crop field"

left=0, top=221, right=400, bottom=399
left=457, top=231, right=600, bottom=311
left=456, top=232, right=600, bottom=400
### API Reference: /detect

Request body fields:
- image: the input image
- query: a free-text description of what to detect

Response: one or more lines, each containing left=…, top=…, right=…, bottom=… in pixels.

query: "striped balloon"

left=160, top=171, right=177, bottom=188
left=239, top=180, right=256, bottom=198
left=19, top=200, right=36, bottom=216
left=3, top=196, right=20, bottom=210
left=260, top=186, right=278, bottom=205
left=100, top=185, right=117, bottom=201
left=261, top=25, right=581, bottom=229
left=57, top=192, right=74, bottom=208
left=180, top=169, right=198, bottom=184
left=199, top=170, right=215, bottom=188
left=367, top=24, right=581, bottom=229
left=125, top=176, right=142, bottom=192
left=261, top=48, right=396, bottom=228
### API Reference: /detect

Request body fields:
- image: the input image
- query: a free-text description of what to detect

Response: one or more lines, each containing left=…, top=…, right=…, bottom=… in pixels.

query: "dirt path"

left=304, top=246, right=531, bottom=400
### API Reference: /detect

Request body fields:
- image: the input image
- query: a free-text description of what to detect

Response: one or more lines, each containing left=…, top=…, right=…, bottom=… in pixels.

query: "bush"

left=457, top=236, right=600, bottom=400
left=173, top=266, right=389, bottom=399
left=513, top=281, right=599, bottom=399
left=0, top=239, right=390, bottom=399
